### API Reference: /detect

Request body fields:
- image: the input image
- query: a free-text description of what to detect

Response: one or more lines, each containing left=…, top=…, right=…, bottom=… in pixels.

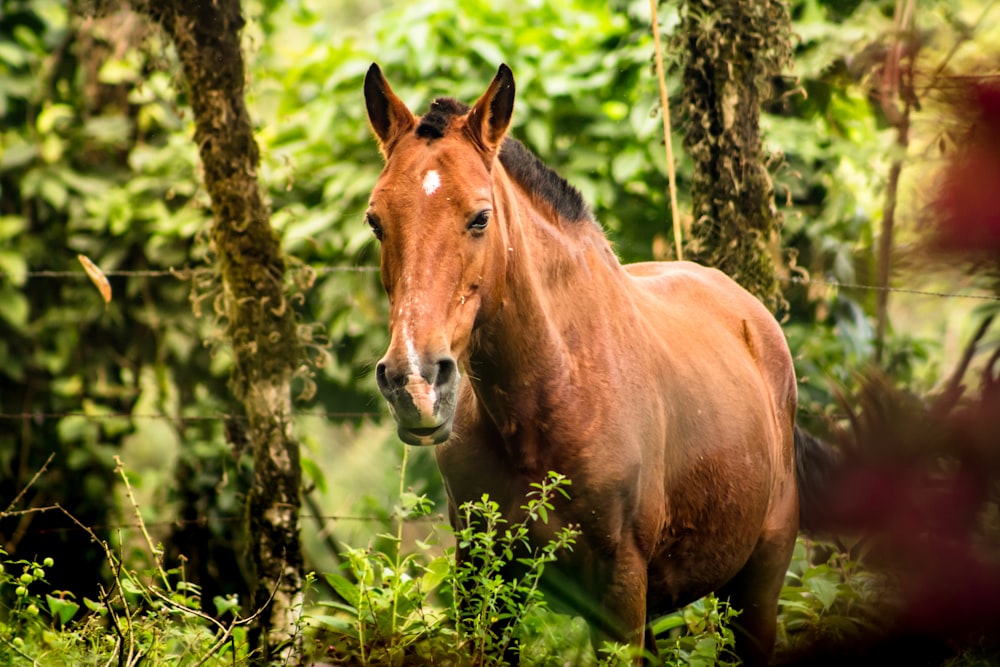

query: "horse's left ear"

left=466, top=64, right=515, bottom=154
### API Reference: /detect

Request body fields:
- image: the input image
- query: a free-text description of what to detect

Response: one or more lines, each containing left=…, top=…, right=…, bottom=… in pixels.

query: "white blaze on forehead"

left=422, top=170, right=441, bottom=196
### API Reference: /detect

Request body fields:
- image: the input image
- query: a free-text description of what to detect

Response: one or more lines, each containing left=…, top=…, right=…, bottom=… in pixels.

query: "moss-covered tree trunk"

left=128, top=0, right=303, bottom=661
left=678, top=0, right=791, bottom=314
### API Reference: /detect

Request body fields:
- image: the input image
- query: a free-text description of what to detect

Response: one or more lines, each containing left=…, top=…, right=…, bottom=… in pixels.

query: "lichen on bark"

left=677, top=0, right=792, bottom=315
left=125, top=0, right=304, bottom=661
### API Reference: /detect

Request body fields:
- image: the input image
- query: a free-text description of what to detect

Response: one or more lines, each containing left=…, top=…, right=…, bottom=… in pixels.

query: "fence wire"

left=7, top=265, right=999, bottom=301
left=2, top=263, right=997, bottom=537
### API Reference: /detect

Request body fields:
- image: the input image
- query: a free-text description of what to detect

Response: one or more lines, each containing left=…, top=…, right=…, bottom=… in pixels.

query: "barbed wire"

left=0, top=513, right=443, bottom=536
left=781, top=275, right=1000, bottom=302
left=0, top=410, right=384, bottom=422
left=13, top=266, right=380, bottom=278
left=6, top=265, right=998, bottom=301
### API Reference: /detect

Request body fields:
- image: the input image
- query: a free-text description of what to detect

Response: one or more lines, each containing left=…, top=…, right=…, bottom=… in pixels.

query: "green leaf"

left=82, top=597, right=107, bottom=616
left=98, top=57, right=141, bottom=85
left=612, top=149, right=644, bottom=183
left=0, top=285, right=29, bottom=329
left=419, top=556, right=450, bottom=595
left=804, top=572, right=839, bottom=612
left=650, top=612, right=686, bottom=635
left=212, top=594, right=241, bottom=618
left=324, top=572, right=360, bottom=609
left=0, top=40, right=27, bottom=67
left=0, top=143, right=38, bottom=171
left=45, top=594, right=80, bottom=625
left=36, top=103, right=74, bottom=135
left=309, top=613, right=357, bottom=635
left=0, top=215, right=27, bottom=239
left=301, top=456, right=327, bottom=494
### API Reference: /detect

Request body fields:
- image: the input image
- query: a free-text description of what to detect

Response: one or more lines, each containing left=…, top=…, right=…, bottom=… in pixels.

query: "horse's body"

left=363, top=64, right=800, bottom=665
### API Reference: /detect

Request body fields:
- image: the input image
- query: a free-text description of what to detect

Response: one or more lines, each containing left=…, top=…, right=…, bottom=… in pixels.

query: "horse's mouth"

left=397, top=422, right=451, bottom=446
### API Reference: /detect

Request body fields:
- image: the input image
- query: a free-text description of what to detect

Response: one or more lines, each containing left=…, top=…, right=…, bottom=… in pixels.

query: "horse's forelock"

left=416, top=97, right=471, bottom=140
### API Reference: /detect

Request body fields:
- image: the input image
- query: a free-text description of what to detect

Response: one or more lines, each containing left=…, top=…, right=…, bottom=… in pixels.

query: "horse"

left=363, top=63, right=811, bottom=665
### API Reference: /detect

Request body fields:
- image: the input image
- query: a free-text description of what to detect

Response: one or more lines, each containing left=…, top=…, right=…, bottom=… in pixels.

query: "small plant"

left=0, top=550, right=65, bottom=662
left=448, top=472, right=579, bottom=664
left=0, top=459, right=255, bottom=666
left=652, top=594, right=740, bottom=667
left=777, top=537, right=887, bottom=656
left=317, top=493, right=450, bottom=665
left=314, top=465, right=580, bottom=665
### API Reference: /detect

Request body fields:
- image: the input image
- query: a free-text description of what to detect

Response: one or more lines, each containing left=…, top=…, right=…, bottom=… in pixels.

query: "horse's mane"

left=416, top=97, right=596, bottom=225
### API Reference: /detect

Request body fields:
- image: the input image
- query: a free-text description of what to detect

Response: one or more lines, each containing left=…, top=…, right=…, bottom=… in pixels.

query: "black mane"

left=415, top=97, right=595, bottom=225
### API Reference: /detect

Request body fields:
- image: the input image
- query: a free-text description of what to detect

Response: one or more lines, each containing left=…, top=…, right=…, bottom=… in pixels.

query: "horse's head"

left=364, top=63, right=515, bottom=445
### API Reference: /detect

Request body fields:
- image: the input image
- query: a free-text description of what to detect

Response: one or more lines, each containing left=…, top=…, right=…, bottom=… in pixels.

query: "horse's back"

left=625, top=260, right=796, bottom=424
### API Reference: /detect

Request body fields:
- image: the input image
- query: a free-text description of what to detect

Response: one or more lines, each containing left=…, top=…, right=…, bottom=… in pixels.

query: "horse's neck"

left=466, top=172, right=623, bottom=452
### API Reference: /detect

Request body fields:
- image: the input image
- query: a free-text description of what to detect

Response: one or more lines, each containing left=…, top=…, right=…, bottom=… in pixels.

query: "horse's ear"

left=364, top=63, right=415, bottom=155
left=467, top=64, right=515, bottom=154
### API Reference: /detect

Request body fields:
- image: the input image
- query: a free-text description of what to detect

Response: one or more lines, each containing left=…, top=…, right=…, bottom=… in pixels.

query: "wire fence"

left=0, top=263, right=996, bottom=432
left=2, top=263, right=997, bottom=537
left=0, top=509, right=441, bottom=534
left=9, top=265, right=1000, bottom=301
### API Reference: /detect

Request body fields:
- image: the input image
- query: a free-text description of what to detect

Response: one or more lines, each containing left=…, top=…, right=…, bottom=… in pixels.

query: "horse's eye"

left=366, top=212, right=384, bottom=241
left=467, top=210, right=491, bottom=234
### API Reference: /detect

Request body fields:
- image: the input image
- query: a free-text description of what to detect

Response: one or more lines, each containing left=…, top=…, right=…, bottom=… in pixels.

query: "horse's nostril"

left=435, top=357, right=457, bottom=389
left=376, top=360, right=400, bottom=393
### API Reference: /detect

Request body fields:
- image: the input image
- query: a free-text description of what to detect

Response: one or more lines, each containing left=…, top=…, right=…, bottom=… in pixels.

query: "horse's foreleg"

left=589, top=547, right=650, bottom=664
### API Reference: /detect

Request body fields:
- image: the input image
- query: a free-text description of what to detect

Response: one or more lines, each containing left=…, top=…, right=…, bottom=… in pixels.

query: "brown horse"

left=364, top=63, right=805, bottom=665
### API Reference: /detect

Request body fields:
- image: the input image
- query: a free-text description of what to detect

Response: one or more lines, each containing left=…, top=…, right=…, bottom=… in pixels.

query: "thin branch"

left=931, top=313, right=995, bottom=417
left=1, top=453, right=55, bottom=516
left=649, top=0, right=683, bottom=261
left=919, top=0, right=999, bottom=98
left=113, top=455, right=171, bottom=592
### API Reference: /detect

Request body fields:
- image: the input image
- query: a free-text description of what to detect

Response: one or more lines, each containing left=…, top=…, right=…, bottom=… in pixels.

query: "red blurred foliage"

left=931, top=82, right=1000, bottom=256
left=807, top=363, right=1000, bottom=656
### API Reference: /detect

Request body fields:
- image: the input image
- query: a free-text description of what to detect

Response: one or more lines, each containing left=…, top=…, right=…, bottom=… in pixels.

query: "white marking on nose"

left=400, top=321, right=421, bottom=377
left=423, top=170, right=441, bottom=196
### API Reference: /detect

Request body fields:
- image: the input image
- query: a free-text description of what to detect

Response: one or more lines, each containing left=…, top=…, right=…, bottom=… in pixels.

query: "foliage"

left=309, top=466, right=749, bottom=666
left=772, top=0, right=1000, bottom=418
left=652, top=595, right=739, bottom=667
left=0, top=0, right=244, bottom=605
left=2, top=0, right=998, bottom=664
left=0, top=464, right=253, bottom=666
left=777, top=539, right=887, bottom=655
left=313, top=472, right=585, bottom=666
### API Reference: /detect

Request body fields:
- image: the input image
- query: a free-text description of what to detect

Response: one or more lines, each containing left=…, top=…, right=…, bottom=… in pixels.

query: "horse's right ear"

left=364, top=63, right=415, bottom=155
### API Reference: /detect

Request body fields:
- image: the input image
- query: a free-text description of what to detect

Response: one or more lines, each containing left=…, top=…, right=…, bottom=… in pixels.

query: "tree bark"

left=127, top=0, right=303, bottom=661
left=679, top=0, right=791, bottom=314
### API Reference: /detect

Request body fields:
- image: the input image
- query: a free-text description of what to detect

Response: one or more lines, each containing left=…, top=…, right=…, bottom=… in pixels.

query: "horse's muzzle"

left=376, top=354, right=458, bottom=446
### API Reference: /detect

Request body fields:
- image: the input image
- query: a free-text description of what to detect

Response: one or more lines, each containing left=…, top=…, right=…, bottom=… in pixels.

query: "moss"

left=128, top=0, right=305, bottom=662
left=677, top=0, right=792, bottom=315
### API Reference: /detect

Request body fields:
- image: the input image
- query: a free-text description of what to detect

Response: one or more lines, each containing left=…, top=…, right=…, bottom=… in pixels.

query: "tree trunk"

left=127, top=0, right=304, bottom=661
left=678, top=0, right=791, bottom=314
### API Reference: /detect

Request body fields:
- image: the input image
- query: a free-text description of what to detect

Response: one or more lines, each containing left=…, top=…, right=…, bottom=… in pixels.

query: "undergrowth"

left=0, top=458, right=253, bottom=667
left=308, top=448, right=751, bottom=666
left=1, top=453, right=890, bottom=667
